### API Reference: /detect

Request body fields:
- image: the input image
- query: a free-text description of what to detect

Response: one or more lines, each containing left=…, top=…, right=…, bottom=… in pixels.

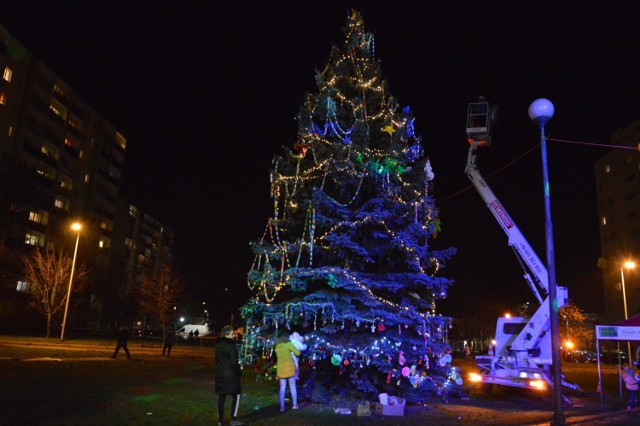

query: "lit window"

left=3, top=67, right=12, bottom=82
left=601, top=216, right=607, bottom=226
left=605, top=164, right=611, bottom=173
left=16, top=281, right=28, bottom=292
left=58, top=178, right=71, bottom=190
left=98, top=240, right=104, bottom=248
left=29, top=211, right=42, bottom=223
left=64, top=138, right=73, bottom=148
left=0, top=92, right=6, bottom=105
left=48, top=99, right=67, bottom=119
left=53, top=197, right=68, bottom=210
left=115, top=131, right=127, bottom=150
left=84, top=174, right=89, bottom=183
left=8, top=126, right=13, bottom=136
left=25, top=233, right=38, bottom=246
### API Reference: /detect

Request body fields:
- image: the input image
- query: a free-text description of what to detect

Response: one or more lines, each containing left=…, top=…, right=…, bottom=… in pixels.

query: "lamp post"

left=60, top=222, right=81, bottom=342
left=621, top=260, right=636, bottom=363
left=529, top=98, right=564, bottom=425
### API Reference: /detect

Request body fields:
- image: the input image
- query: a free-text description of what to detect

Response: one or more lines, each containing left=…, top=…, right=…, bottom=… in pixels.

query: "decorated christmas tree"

left=241, top=11, right=459, bottom=402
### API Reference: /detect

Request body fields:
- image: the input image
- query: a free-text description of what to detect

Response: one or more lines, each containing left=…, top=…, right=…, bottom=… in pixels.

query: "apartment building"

left=595, top=118, right=640, bottom=323
left=0, top=25, right=174, bottom=331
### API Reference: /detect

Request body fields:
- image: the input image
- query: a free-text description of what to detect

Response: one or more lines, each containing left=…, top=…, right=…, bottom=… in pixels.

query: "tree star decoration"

left=381, top=125, right=396, bottom=136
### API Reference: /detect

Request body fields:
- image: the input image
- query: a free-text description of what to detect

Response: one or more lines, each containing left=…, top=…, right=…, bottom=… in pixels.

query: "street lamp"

left=621, top=260, right=636, bottom=363
left=529, top=98, right=564, bottom=425
left=60, top=222, right=81, bottom=342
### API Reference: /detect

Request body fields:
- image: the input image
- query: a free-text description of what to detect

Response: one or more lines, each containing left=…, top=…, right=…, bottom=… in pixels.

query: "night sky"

left=3, top=2, right=640, bottom=323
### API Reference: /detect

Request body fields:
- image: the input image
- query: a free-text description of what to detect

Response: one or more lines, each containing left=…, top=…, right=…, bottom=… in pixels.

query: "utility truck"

left=463, top=100, right=581, bottom=398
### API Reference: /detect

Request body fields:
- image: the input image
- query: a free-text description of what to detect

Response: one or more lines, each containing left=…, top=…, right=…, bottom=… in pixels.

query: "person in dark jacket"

left=111, top=325, right=131, bottom=359
left=162, top=326, right=175, bottom=356
left=215, top=325, right=243, bottom=426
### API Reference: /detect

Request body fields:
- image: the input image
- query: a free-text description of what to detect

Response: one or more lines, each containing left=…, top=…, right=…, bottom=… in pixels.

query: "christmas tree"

left=241, top=11, right=459, bottom=403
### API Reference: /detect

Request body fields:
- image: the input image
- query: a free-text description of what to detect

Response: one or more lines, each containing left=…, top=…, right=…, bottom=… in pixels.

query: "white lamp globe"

left=528, top=98, right=554, bottom=126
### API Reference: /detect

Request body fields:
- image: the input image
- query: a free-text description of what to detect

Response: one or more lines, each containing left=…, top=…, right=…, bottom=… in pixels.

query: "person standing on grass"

left=111, top=325, right=131, bottom=359
left=215, top=325, right=243, bottom=426
left=162, top=326, right=175, bottom=356
left=275, top=335, right=301, bottom=412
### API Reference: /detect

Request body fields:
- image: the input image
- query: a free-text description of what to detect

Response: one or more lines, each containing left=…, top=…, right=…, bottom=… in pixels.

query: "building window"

left=29, top=211, right=42, bottom=224
left=601, top=216, right=607, bottom=226
left=3, top=67, right=12, bottom=82
left=58, top=177, right=71, bottom=190
left=25, top=233, right=39, bottom=246
left=8, top=126, right=13, bottom=136
left=16, top=281, right=28, bottom=292
left=49, top=99, right=68, bottom=120
left=605, top=164, right=611, bottom=173
left=0, top=92, right=6, bottom=105
left=53, top=197, right=69, bottom=210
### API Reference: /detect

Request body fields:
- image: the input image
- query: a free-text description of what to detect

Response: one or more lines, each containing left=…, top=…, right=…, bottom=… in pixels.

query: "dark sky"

left=3, top=2, right=640, bottom=321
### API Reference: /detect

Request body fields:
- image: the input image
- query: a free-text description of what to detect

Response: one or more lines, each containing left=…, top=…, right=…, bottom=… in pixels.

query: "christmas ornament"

left=331, top=354, right=342, bottom=366
left=292, top=142, right=310, bottom=157
left=438, top=353, right=452, bottom=367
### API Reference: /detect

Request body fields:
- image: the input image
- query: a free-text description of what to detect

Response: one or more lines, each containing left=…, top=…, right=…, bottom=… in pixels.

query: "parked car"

left=567, top=350, right=598, bottom=363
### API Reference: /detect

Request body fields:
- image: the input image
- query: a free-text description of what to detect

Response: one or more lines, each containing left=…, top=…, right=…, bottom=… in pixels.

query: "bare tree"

left=134, top=267, right=188, bottom=344
left=22, top=248, right=87, bottom=338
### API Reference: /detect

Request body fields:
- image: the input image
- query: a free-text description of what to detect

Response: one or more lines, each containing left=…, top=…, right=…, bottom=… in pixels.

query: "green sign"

left=598, top=327, right=618, bottom=337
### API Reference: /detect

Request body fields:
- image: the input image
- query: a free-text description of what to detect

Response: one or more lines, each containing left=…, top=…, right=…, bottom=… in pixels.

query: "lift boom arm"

left=465, top=141, right=568, bottom=353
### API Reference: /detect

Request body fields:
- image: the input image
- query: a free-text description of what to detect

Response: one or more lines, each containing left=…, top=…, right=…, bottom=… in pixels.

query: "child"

left=289, top=331, right=307, bottom=379
left=276, top=335, right=301, bottom=411
left=623, top=366, right=639, bottom=411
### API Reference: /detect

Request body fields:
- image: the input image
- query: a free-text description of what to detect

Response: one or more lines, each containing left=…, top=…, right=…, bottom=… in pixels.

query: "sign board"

left=596, top=325, right=640, bottom=341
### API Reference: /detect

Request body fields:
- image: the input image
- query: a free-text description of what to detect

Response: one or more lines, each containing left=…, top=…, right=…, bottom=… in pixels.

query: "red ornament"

left=292, top=142, right=310, bottom=158
left=343, top=359, right=349, bottom=366
left=377, top=322, right=386, bottom=332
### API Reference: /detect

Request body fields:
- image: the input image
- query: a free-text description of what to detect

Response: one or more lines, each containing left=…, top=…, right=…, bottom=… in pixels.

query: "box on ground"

left=377, top=393, right=405, bottom=416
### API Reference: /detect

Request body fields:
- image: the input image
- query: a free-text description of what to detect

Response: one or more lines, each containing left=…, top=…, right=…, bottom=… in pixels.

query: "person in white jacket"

left=289, top=331, right=307, bottom=379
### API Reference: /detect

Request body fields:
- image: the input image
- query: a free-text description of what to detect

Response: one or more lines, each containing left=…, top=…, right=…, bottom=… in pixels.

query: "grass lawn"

left=0, top=336, right=633, bottom=425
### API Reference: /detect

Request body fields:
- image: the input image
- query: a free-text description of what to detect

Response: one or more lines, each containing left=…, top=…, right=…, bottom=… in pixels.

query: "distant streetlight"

left=621, top=260, right=636, bottom=363
left=529, top=98, right=564, bottom=426
left=60, top=222, right=82, bottom=342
